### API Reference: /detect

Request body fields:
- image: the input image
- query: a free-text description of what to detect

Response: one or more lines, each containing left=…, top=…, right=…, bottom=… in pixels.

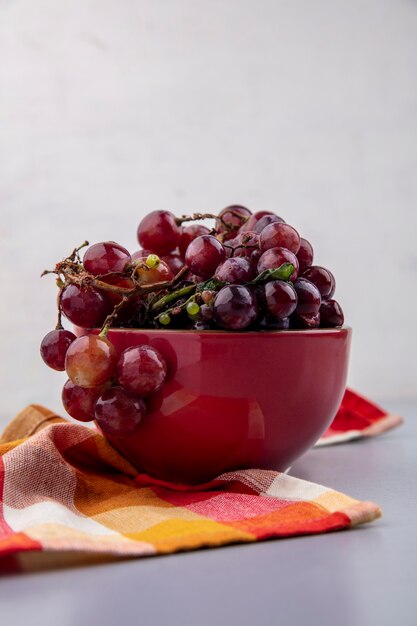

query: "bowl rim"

left=81, top=325, right=351, bottom=338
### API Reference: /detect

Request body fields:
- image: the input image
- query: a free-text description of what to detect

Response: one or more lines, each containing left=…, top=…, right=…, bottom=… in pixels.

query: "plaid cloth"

left=0, top=390, right=402, bottom=571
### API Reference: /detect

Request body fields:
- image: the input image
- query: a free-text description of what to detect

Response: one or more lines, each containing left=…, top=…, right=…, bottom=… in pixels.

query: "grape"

left=83, top=241, right=131, bottom=275
left=224, top=237, right=238, bottom=258
left=137, top=210, right=180, bottom=255
left=233, top=231, right=260, bottom=258
left=213, top=285, right=258, bottom=330
left=61, top=284, right=110, bottom=328
left=65, top=335, right=117, bottom=387
left=293, top=278, right=322, bottom=316
left=216, top=205, right=252, bottom=240
left=260, top=222, right=301, bottom=255
left=95, top=386, right=146, bottom=437
left=62, top=380, right=107, bottom=422
left=253, top=214, right=285, bottom=234
left=263, top=280, right=298, bottom=319
left=40, top=329, right=76, bottom=371
left=186, top=301, right=200, bottom=317
left=179, top=225, right=210, bottom=257
left=257, top=247, right=299, bottom=281
left=116, top=345, right=167, bottom=396
left=135, top=259, right=173, bottom=285
left=320, top=299, right=344, bottom=327
left=131, top=249, right=153, bottom=261
left=200, top=304, right=214, bottom=321
left=159, top=313, right=171, bottom=326
left=161, top=253, right=184, bottom=275
left=99, top=275, right=142, bottom=324
left=291, top=313, right=321, bottom=329
left=214, top=257, right=255, bottom=284
left=185, top=235, right=226, bottom=279
left=241, top=211, right=276, bottom=232
left=302, top=266, right=335, bottom=299
left=99, top=275, right=135, bottom=306
left=296, top=238, right=314, bottom=273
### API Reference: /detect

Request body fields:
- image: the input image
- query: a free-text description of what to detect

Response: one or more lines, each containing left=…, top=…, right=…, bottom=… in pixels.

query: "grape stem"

left=99, top=296, right=129, bottom=338
left=150, top=284, right=196, bottom=312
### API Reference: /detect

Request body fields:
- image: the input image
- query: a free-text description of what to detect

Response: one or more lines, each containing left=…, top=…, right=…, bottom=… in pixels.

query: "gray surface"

left=0, top=399, right=416, bottom=626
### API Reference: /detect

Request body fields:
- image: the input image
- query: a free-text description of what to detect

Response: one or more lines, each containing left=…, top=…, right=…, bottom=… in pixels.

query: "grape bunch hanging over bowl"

left=40, top=206, right=344, bottom=439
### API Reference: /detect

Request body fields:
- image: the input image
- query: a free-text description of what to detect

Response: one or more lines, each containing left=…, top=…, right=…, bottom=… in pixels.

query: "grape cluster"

left=40, top=206, right=344, bottom=427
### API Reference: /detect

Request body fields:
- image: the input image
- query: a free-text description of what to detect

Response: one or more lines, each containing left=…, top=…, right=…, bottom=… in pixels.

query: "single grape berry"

left=253, top=214, right=285, bottom=234
left=95, top=386, right=146, bottom=437
left=61, top=284, right=110, bottom=328
left=241, top=211, right=277, bottom=232
left=296, top=238, right=314, bottom=273
left=40, top=329, right=76, bottom=371
left=213, top=285, right=258, bottom=330
left=302, top=266, right=335, bottom=299
left=62, top=380, right=107, bottom=422
left=293, top=278, right=322, bottom=316
left=257, top=247, right=299, bottom=281
left=116, top=345, right=168, bottom=396
left=263, top=280, right=298, bottom=319
left=65, top=334, right=117, bottom=387
left=186, top=301, right=200, bottom=317
left=159, top=313, right=171, bottom=326
left=260, top=222, right=301, bottom=255
left=214, top=257, right=255, bottom=284
left=216, top=205, right=252, bottom=240
left=137, top=210, right=181, bottom=255
left=320, top=299, right=344, bottom=327
left=161, top=253, right=184, bottom=275
left=185, top=235, right=226, bottom=279
left=179, top=225, right=210, bottom=257
left=200, top=304, right=214, bottom=321
left=135, top=259, right=173, bottom=285
left=83, top=241, right=131, bottom=275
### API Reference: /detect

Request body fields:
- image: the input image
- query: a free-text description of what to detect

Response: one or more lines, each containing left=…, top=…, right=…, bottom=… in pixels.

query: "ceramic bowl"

left=76, top=327, right=351, bottom=484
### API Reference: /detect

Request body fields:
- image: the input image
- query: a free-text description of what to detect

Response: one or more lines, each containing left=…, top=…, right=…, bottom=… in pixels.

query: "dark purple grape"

left=95, top=386, right=146, bottom=437
left=185, top=235, right=226, bottom=278
left=61, top=284, right=110, bottom=328
left=116, top=345, right=167, bottom=396
left=213, top=285, right=258, bottom=330
left=293, top=278, right=322, bottom=316
left=137, top=210, right=180, bottom=255
left=253, top=214, right=285, bottom=234
left=257, top=247, right=299, bottom=281
left=296, top=238, right=314, bottom=273
left=83, top=241, right=131, bottom=275
left=214, top=257, right=255, bottom=284
left=303, top=266, right=335, bottom=299
left=216, top=205, right=252, bottom=240
left=320, top=299, right=344, bottom=327
left=263, top=280, right=298, bottom=319
left=291, top=312, right=321, bottom=329
left=40, top=329, right=76, bottom=371
left=62, top=380, right=107, bottom=422
left=260, top=223, right=300, bottom=255
left=200, top=304, right=214, bottom=321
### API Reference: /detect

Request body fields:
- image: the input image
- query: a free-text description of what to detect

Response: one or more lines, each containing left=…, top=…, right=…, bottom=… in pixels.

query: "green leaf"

left=196, top=278, right=225, bottom=292
left=249, top=263, right=294, bottom=284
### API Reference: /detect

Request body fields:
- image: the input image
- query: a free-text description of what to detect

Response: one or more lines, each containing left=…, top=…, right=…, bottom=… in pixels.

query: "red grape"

left=216, top=205, right=252, bottom=241
left=185, top=235, right=226, bottom=279
left=116, top=345, right=167, bottom=396
left=137, top=210, right=180, bottom=255
left=161, top=253, right=184, bottom=275
left=131, top=249, right=153, bottom=261
left=179, top=225, right=210, bottom=257
left=62, top=380, right=108, bottom=422
left=40, top=329, right=76, bottom=371
left=263, top=280, right=298, bottom=319
left=214, top=257, right=255, bottom=284
left=213, top=285, right=258, bottom=330
left=260, top=222, right=300, bottom=254
left=241, top=211, right=276, bottom=232
left=233, top=231, right=260, bottom=258
left=257, top=247, right=299, bottom=281
left=61, top=284, right=110, bottom=328
left=291, top=312, right=321, bottom=329
left=65, top=334, right=117, bottom=387
left=302, top=266, right=335, bottom=299
left=296, top=238, right=314, bottom=273
left=95, top=386, right=146, bottom=437
left=253, top=214, right=285, bottom=234
left=320, top=299, right=344, bottom=327
left=83, top=241, right=131, bottom=275
left=293, top=278, right=322, bottom=316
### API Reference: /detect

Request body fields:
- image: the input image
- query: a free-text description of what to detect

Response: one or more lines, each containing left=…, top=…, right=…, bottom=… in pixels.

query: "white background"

left=0, top=0, right=416, bottom=424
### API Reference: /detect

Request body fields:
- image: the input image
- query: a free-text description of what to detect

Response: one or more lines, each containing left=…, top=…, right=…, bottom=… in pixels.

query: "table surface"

left=0, top=398, right=416, bottom=626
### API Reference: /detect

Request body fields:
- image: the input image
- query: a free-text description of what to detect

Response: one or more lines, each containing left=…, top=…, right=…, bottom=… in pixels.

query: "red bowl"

left=75, top=327, right=351, bottom=484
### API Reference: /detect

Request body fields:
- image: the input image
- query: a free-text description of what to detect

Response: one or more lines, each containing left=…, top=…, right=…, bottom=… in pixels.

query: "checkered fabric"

left=0, top=390, right=401, bottom=571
